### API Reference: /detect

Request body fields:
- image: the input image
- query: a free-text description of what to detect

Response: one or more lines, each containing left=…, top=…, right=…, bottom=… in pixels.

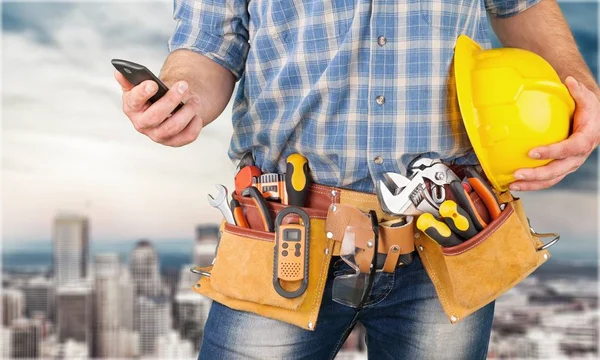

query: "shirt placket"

left=367, top=0, right=393, bottom=187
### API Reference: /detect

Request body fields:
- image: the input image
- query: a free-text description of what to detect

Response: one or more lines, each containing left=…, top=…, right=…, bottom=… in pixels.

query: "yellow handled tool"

left=439, top=200, right=478, bottom=240
left=285, top=154, right=310, bottom=207
left=417, top=213, right=463, bottom=247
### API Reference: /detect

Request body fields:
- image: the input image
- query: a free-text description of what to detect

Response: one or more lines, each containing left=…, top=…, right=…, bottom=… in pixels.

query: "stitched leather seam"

left=416, top=238, right=451, bottom=312
left=243, top=202, right=328, bottom=220
left=442, top=205, right=514, bottom=256
left=223, top=226, right=274, bottom=242
left=309, top=240, right=333, bottom=326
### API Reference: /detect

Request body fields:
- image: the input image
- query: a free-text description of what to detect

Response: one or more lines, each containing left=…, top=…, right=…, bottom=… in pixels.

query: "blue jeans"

left=199, top=253, right=494, bottom=360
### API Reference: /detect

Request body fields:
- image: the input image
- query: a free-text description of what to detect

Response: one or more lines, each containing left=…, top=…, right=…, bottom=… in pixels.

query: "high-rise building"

left=11, top=318, right=41, bottom=358
left=119, top=269, right=135, bottom=331
left=53, top=214, right=89, bottom=286
left=194, top=225, right=219, bottom=267
left=2, top=326, right=12, bottom=358
left=58, top=339, right=89, bottom=359
left=20, top=276, right=54, bottom=320
left=130, top=240, right=163, bottom=297
left=156, top=330, right=194, bottom=359
left=175, top=265, right=210, bottom=351
left=116, top=329, right=139, bottom=358
left=3, top=289, right=25, bottom=326
left=57, top=284, right=92, bottom=356
left=92, top=253, right=121, bottom=358
left=137, top=296, right=171, bottom=356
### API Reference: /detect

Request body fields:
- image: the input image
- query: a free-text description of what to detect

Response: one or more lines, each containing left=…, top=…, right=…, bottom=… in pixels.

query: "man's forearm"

left=490, top=0, right=599, bottom=96
left=159, top=49, right=237, bottom=126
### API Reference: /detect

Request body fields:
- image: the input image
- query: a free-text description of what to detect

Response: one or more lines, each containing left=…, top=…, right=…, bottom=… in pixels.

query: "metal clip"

left=190, top=267, right=212, bottom=277
left=530, top=227, right=560, bottom=251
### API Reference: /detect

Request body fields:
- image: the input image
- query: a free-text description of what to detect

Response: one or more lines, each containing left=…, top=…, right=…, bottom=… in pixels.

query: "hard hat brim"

left=454, top=35, right=504, bottom=191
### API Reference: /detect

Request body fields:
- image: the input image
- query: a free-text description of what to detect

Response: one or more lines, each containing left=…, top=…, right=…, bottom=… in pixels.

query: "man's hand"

left=509, top=76, right=600, bottom=191
left=115, top=70, right=204, bottom=147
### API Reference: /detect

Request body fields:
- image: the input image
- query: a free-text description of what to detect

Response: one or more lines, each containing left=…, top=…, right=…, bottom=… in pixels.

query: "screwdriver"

left=439, top=200, right=478, bottom=240
left=285, top=153, right=310, bottom=207
left=416, top=213, right=463, bottom=247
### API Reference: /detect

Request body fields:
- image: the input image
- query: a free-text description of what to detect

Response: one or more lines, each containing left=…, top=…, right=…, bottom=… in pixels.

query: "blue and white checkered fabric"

left=169, top=0, right=541, bottom=193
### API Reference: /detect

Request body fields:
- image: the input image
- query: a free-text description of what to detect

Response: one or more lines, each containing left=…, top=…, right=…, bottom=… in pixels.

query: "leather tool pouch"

left=414, top=191, right=558, bottom=324
left=190, top=193, right=334, bottom=331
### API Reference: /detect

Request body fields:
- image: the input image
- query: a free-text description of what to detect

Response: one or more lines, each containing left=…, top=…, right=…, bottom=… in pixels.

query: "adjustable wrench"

left=377, top=158, right=460, bottom=216
left=207, top=184, right=236, bottom=225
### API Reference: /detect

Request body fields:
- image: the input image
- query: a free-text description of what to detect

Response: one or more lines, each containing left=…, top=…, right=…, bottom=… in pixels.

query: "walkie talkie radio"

left=273, top=207, right=310, bottom=298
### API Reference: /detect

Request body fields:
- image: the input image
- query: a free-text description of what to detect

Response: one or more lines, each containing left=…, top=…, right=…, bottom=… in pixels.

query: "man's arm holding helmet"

left=488, top=0, right=600, bottom=191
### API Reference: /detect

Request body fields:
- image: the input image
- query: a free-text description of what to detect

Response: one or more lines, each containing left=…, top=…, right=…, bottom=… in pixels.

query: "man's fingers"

left=513, top=157, right=581, bottom=182
left=160, top=115, right=204, bottom=147
left=114, top=70, right=134, bottom=91
left=565, top=76, right=596, bottom=115
left=123, top=80, right=159, bottom=115
left=146, top=96, right=201, bottom=142
left=509, top=175, right=566, bottom=192
left=138, top=81, right=188, bottom=127
left=529, top=132, right=594, bottom=160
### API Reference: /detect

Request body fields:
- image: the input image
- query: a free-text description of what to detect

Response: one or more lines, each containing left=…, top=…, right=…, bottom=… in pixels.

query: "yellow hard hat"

left=454, top=35, right=575, bottom=192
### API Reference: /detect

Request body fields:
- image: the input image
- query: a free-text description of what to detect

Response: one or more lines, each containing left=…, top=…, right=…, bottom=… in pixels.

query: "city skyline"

left=2, top=211, right=219, bottom=358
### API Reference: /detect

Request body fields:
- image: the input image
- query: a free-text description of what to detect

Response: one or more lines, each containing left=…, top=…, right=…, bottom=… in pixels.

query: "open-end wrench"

left=207, top=184, right=236, bottom=225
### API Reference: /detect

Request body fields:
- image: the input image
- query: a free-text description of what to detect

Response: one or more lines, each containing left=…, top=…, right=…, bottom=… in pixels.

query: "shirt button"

left=376, top=95, right=385, bottom=105
left=374, top=156, right=384, bottom=164
left=377, top=36, right=387, bottom=46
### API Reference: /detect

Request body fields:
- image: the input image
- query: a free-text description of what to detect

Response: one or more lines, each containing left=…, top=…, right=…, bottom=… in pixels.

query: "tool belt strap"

left=325, top=203, right=415, bottom=257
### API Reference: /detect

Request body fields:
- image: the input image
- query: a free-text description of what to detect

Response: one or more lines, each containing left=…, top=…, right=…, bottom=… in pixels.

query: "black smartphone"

left=111, top=59, right=183, bottom=113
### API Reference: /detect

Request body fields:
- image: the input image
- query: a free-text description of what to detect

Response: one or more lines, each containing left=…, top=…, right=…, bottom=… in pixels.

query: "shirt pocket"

left=420, top=0, right=482, bottom=35
left=250, top=0, right=357, bottom=49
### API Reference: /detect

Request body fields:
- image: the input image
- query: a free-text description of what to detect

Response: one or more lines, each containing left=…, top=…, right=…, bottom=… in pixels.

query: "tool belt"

left=191, top=182, right=555, bottom=331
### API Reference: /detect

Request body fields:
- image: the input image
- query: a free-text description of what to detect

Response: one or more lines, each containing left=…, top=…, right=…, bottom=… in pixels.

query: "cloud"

left=2, top=1, right=238, bottom=242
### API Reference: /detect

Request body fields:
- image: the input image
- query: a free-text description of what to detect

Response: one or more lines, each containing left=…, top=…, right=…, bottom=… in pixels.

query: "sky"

left=1, top=1, right=599, bottom=263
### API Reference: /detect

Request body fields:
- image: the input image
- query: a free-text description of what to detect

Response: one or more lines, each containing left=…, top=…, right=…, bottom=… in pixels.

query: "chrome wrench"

left=377, top=159, right=460, bottom=216
left=207, top=184, right=236, bottom=225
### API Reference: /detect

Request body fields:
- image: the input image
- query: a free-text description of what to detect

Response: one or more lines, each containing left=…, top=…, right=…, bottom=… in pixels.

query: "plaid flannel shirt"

left=169, top=0, right=542, bottom=193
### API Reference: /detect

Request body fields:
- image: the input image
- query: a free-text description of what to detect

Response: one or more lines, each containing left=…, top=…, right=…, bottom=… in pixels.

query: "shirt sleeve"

left=168, top=0, right=250, bottom=80
left=485, top=0, right=543, bottom=18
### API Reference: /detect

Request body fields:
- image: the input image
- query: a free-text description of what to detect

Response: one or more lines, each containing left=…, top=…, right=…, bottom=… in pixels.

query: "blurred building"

left=2, top=289, right=25, bottom=326
left=119, top=269, right=135, bottom=331
left=130, top=240, right=163, bottom=297
left=2, top=326, right=12, bottom=358
left=194, top=225, right=219, bottom=267
left=57, top=284, right=92, bottom=356
left=175, top=265, right=210, bottom=351
left=11, top=318, right=41, bottom=358
left=92, top=253, right=121, bottom=358
left=156, top=330, right=194, bottom=359
left=20, top=276, right=54, bottom=320
left=115, top=329, right=139, bottom=358
left=137, top=296, right=172, bottom=356
left=53, top=214, right=89, bottom=286
left=58, top=339, right=88, bottom=359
